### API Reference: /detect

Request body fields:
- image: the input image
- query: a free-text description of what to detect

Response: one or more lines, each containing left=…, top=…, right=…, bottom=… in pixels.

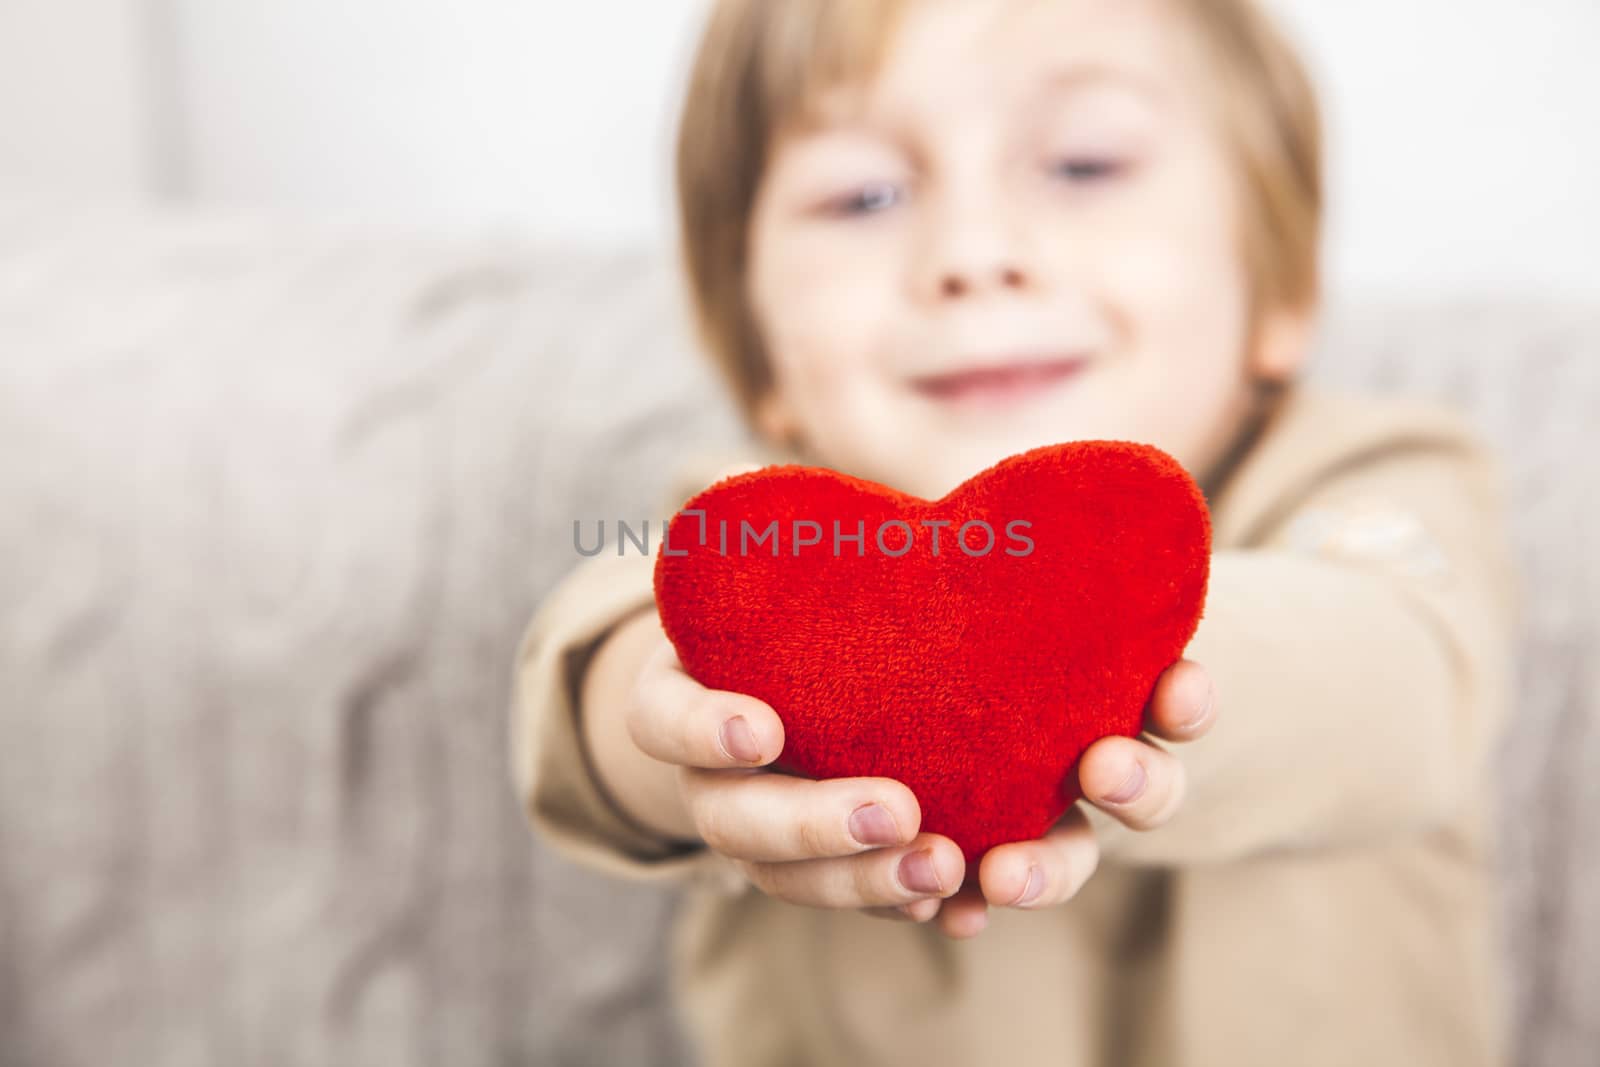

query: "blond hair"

left=674, top=0, right=1324, bottom=426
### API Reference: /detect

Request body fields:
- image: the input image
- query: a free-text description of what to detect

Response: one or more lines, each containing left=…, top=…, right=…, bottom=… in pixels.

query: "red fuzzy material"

left=653, top=440, right=1211, bottom=874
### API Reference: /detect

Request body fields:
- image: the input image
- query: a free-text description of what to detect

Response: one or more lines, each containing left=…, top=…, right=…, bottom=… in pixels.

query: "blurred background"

left=1, top=2, right=1597, bottom=1066
left=5, top=0, right=1599, bottom=297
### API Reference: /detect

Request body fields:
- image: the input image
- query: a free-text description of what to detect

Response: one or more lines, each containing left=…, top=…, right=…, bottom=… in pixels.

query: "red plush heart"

left=653, top=440, right=1210, bottom=874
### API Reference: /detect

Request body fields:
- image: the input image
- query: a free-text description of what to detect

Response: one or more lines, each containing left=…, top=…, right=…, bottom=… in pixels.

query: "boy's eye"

left=1051, top=157, right=1124, bottom=183
left=824, top=181, right=903, bottom=217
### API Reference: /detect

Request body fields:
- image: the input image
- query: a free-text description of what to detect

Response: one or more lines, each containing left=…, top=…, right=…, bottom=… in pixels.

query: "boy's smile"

left=907, top=353, right=1090, bottom=414
left=745, top=0, right=1311, bottom=501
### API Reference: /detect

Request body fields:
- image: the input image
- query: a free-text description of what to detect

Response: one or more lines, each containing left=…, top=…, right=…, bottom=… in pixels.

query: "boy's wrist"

left=578, top=607, right=703, bottom=846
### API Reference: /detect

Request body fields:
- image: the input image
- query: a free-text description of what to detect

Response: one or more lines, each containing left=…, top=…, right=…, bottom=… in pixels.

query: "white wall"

left=3, top=1, right=1597, bottom=297
left=0, top=0, right=162, bottom=202
left=1274, top=0, right=1600, bottom=298
left=164, top=0, right=706, bottom=243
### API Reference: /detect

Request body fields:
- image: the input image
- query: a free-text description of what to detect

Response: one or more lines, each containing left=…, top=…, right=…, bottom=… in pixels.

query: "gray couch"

left=1, top=206, right=1595, bottom=1066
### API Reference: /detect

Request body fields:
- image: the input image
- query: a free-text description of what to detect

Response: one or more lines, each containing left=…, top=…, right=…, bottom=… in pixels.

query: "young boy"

left=513, top=1, right=1521, bottom=1063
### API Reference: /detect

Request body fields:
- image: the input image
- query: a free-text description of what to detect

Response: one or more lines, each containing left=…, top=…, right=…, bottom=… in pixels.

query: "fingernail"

left=719, top=716, right=761, bottom=762
left=1183, top=679, right=1216, bottom=729
left=1013, top=864, right=1045, bottom=907
left=849, top=803, right=900, bottom=846
left=899, top=848, right=943, bottom=894
left=1103, top=761, right=1147, bottom=804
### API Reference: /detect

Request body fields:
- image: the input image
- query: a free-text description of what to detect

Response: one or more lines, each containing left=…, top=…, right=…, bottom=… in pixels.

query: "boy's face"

left=746, top=0, right=1310, bottom=500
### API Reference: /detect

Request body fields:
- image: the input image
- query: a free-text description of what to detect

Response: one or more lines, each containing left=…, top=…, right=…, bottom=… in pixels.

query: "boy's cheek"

left=755, top=249, right=876, bottom=331
left=765, top=284, right=900, bottom=374
left=1091, top=234, right=1249, bottom=345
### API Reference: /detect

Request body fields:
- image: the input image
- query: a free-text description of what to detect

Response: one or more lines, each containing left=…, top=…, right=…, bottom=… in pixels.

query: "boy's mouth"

left=909, top=355, right=1089, bottom=410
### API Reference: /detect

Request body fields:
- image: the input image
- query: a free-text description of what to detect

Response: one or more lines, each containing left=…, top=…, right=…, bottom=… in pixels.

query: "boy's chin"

left=835, top=394, right=1123, bottom=498
left=888, top=434, right=1068, bottom=502
left=925, top=401, right=1106, bottom=456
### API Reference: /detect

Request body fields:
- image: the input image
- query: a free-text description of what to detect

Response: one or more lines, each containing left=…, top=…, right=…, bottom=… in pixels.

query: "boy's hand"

left=629, top=634, right=964, bottom=923
left=933, top=658, right=1218, bottom=939
left=628, top=634, right=1214, bottom=936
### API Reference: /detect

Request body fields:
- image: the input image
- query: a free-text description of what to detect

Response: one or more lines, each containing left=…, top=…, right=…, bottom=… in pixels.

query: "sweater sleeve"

left=509, top=444, right=783, bottom=893
left=1084, top=413, right=1522, bottom=866
left=509, top=545, right=751, bottom=895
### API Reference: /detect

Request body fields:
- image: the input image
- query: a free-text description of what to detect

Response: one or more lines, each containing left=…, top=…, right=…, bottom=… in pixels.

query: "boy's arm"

left=510, top=548, right=747, bottom=894
left=1083, top=416, right=1521, bottom=865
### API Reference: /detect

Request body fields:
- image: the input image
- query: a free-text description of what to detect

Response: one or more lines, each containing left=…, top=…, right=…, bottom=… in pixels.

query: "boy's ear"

left=1250, top=305, right=1316, bottom=384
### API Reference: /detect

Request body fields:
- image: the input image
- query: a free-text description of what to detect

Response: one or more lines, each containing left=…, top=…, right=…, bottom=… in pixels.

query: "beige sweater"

left=511, top=384, right=1521, bottom=1067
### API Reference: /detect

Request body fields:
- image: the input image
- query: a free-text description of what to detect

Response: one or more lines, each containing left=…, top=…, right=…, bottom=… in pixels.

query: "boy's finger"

left=679, top=768, right=924, bottom=863
left=1144, top=659, right=1216, bottom=742
left=736, top=831, right=964, bottom=908
left=860, top=898, right=941, bottom=923
left=1077, top=735, right=1187, bottom=830
left=933, top=882, right=991, bottom=939
left=978, top=805, right=1101, bottom=909
left=628, top=641, right=784, bottom=769
left=859, top=906, right=916, bottom=922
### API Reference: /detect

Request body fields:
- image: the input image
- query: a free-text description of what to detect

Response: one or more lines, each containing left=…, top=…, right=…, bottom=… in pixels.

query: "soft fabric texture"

left=653, top=442, right=1210, bottom=868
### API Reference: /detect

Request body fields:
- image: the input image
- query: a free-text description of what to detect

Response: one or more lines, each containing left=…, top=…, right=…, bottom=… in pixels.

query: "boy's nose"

left=916, top=197, right=1040, bottom=304
left=938, top=264, right=1028, bottom=299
